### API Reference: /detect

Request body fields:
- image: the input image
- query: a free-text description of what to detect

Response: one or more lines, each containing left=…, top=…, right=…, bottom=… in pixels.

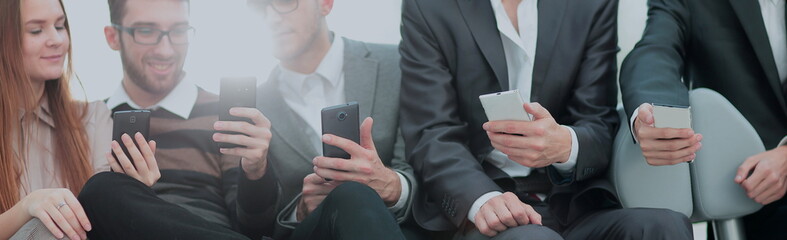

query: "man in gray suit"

left=247, top=0, right=417, bottom=239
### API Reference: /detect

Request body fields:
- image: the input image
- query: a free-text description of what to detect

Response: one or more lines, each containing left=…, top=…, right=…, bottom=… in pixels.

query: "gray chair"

left=11, top=218, right=65, bottom=240
left=611, top=88, right=764, bottom=240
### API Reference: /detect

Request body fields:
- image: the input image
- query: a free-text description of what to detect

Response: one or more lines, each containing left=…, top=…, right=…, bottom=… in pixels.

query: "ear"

left=319, top=0, right=334, bottom=16
left=104, top=26, right=121, bottom=51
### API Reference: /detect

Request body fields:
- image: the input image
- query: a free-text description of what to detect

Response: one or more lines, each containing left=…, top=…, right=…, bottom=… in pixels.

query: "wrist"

left=242, top=157, right=267, bottom=180
left=383, top=169, right=402, bottom=206
left=556, top=126, right=572, bottom=164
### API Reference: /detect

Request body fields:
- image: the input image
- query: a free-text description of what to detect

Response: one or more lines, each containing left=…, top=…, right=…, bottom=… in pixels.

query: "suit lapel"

left=343, top=38, right=378, bottom=119
left=531, top=0, right=567, bottom=102
left=729, top=0, right=787, bottom=113
left=259, top=71, right=320, bottom=163
left=457, top=0, right=509, bottom=90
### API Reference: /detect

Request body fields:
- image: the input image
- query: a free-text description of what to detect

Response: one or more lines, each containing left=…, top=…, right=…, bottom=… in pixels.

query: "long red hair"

left=0, top=0, right=93, bottom=212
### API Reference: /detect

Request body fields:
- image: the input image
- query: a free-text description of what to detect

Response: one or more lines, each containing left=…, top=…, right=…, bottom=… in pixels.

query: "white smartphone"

left=479, top=90, right=532, bottom=121
left=652, top=103, right=692, bottom=129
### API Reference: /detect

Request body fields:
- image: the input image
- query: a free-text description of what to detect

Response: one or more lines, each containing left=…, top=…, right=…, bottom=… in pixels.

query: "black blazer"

left=399, top=0, right=620, bottom=231
left=620, top=0, right=787, bottom=148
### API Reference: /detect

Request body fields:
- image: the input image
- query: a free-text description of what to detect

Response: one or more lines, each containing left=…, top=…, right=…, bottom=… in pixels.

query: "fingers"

left=473, top=211, right=496, bottom=237
left=213, top=132, right=264, bottom=149
left=481, top=207, right=504, bottom=234
left=322, top=134, right=367, bottom=157
left=492, top=197, right=518, bottom=228
left=110, top=140, right=139, bottom=179
left=742, top=168, right=766, bottom=199
left=736, top=156, right=760, bottom=184
left=360, top=117, right=377, bottom=150
left=34, top=210, right=64, bottom=239
left=121, top=133, right=149, bottom=174
left=636, top=103, right=655, bottom=126
left=502, top=193, right=530, bottom=226
left=313, top=156, right=370, bottom=174
left=58, top=204, right=87, bottom=239
left=229, top=107, right=271, bottom=128
left=639, top=126, right=695, bottom=140
left=487, top=131, right=545, bottom=152
left=45, top=205, right=81, bottom=240
left=483, top=121, right=542, bottom=136
left=64, top=194, right=91, bottom=231
left=524, top=203, right=542, bottom=225
left=106, top=152, right=124, bottom=173
left=134, top=133, right=158, bottom=174
left=213, top=120, right=270, bottom=140
left=523, top=102, right=551, bottom=120
left=641, top=142, right=701, bottom=163
left=640, top=134, right=702, bottom=152
left=304, top=173, right=329, bottom=185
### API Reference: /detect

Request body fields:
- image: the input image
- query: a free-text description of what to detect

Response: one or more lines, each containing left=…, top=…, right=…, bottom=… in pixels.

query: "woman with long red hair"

left=0, top=0, right=156, bottom=239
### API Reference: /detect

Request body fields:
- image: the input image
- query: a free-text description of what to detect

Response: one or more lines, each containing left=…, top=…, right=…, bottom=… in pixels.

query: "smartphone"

left=479, top=90, right=532, bottom=122
left=321, top=102, right=360, bottom=159
left=652, top=103, right=692, bottom=129
left=112, top=110, right=151, bottom=166
left=218, top=77, right=257, bottom=149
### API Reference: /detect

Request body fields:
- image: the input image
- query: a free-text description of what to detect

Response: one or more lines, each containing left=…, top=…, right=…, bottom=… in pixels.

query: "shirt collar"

left=278, top=35, right=345, bottom=89
left=106, top=78, right=198, bottom=119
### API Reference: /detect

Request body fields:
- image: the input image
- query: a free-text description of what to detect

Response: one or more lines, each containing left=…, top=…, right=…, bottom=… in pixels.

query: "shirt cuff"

left=388, top=172, right=410, bottom=211
left=288, top=204, right=299, bottom=223
left=779, top=136, right=787, bottom=148
left=468, top=191, right=503, bottom=223
left=552, top=126, right=578, bottom=175
left=630, top=107, right=641, bottom=143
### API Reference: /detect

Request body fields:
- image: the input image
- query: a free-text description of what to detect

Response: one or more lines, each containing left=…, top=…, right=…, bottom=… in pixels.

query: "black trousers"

left=452, top=176, right=694, bottom=240
left=79, top=172, right=405, bottom=240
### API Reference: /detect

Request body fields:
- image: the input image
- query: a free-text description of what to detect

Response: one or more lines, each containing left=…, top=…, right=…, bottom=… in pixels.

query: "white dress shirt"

left=630, top=0, right=787, bottom=144
left=276, top=36, right=410, bottom=222
left=106, top=77, right=199, bottom=119
left=468, top=0, right=581, bottom=223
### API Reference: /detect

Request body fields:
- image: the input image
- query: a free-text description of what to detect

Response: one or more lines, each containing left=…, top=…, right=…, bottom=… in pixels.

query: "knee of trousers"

left=496, top=225, right=563, bottom=240
left=322, top=181, right=386, bottom=212
left=614, top=208, right=692, bottom=237
left=77, top=172, right=140, bottom=206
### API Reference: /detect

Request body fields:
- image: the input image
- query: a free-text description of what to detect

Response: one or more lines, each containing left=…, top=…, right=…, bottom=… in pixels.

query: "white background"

left=63, top=0, right=645, bottom=101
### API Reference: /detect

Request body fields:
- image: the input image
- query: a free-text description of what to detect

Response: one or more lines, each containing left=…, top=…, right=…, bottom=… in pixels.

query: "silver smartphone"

left=652, top=103, right=692, bottom=129
left=479, top=90, right=532, bottom=122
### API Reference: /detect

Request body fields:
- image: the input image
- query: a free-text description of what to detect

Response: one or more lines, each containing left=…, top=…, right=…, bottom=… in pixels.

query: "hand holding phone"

left=217, top=77, right=257, bottom=149
left=109, top=110, right=160, bottom=186
left=634, top=103, right=702, bottom=166
left=479, top=90, right=532, bottom=122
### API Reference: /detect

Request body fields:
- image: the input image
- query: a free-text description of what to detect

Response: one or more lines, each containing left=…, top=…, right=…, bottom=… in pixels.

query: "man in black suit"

left=620, top=0, right=787, bottom=239
left=399, top=0, right=692, bottom=239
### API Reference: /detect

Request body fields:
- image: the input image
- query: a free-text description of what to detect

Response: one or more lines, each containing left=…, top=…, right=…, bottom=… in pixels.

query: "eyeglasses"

left=249, top=0, right=299, bottom=15
left=112, top=24, right=196, bottom=45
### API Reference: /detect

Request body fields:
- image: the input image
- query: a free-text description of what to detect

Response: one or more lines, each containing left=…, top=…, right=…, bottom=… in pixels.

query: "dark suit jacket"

left=255, top=37, right=416, bottom=239
left=619, top=0, right=787, bottom=238
left=399, top=0, right=620, bottom=231
left=620, top=0, right=787, bottom=148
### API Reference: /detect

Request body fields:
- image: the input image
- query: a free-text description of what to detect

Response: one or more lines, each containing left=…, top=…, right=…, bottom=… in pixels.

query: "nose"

left=152, top=35, right=176, bottom=58
left=46, top=27, right=67, bottom=48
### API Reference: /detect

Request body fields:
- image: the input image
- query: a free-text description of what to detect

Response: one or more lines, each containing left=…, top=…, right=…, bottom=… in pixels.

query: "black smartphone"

left=112, top=110, right=151, bottom=166
left=218, top=77, right=257, bottom=149
left=321, top=102, right=360, bottom=159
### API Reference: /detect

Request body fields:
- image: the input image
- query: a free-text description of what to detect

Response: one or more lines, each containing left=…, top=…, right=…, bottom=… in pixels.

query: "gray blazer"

left=256, top=37, right=416, bottom=239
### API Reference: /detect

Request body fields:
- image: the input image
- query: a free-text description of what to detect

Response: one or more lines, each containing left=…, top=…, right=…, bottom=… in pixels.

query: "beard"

left=119, top=42, right=184, bottom=95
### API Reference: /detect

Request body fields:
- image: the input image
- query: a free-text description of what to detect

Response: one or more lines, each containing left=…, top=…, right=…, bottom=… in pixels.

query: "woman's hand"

left=22, top=188, right=91, bottom=240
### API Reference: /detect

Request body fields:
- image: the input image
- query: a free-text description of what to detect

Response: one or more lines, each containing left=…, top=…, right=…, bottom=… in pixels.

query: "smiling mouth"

left=148, top=62, right=174, bottom=74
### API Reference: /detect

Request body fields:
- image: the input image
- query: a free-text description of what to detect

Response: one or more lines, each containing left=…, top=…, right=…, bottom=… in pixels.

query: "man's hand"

left=312, top=117, right=402, bottom=206
left=108, top=133, right=159, bottom=187
left=483, top=103, right=571, bottom=168
left=735, top=146, right=787, bottom=205
left=213, top=107, right=272, bottom=180
left=297, top=173, right=337, bottom=221
left=474, top=192, right=541, bottom=237
left=634, top=103, right=702, bottom=165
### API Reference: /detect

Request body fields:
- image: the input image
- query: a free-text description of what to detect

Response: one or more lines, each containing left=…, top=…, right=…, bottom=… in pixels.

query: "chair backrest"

left=688, top=88, right=763, bottom=221
left=609, top=105, right=694, bottom=217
